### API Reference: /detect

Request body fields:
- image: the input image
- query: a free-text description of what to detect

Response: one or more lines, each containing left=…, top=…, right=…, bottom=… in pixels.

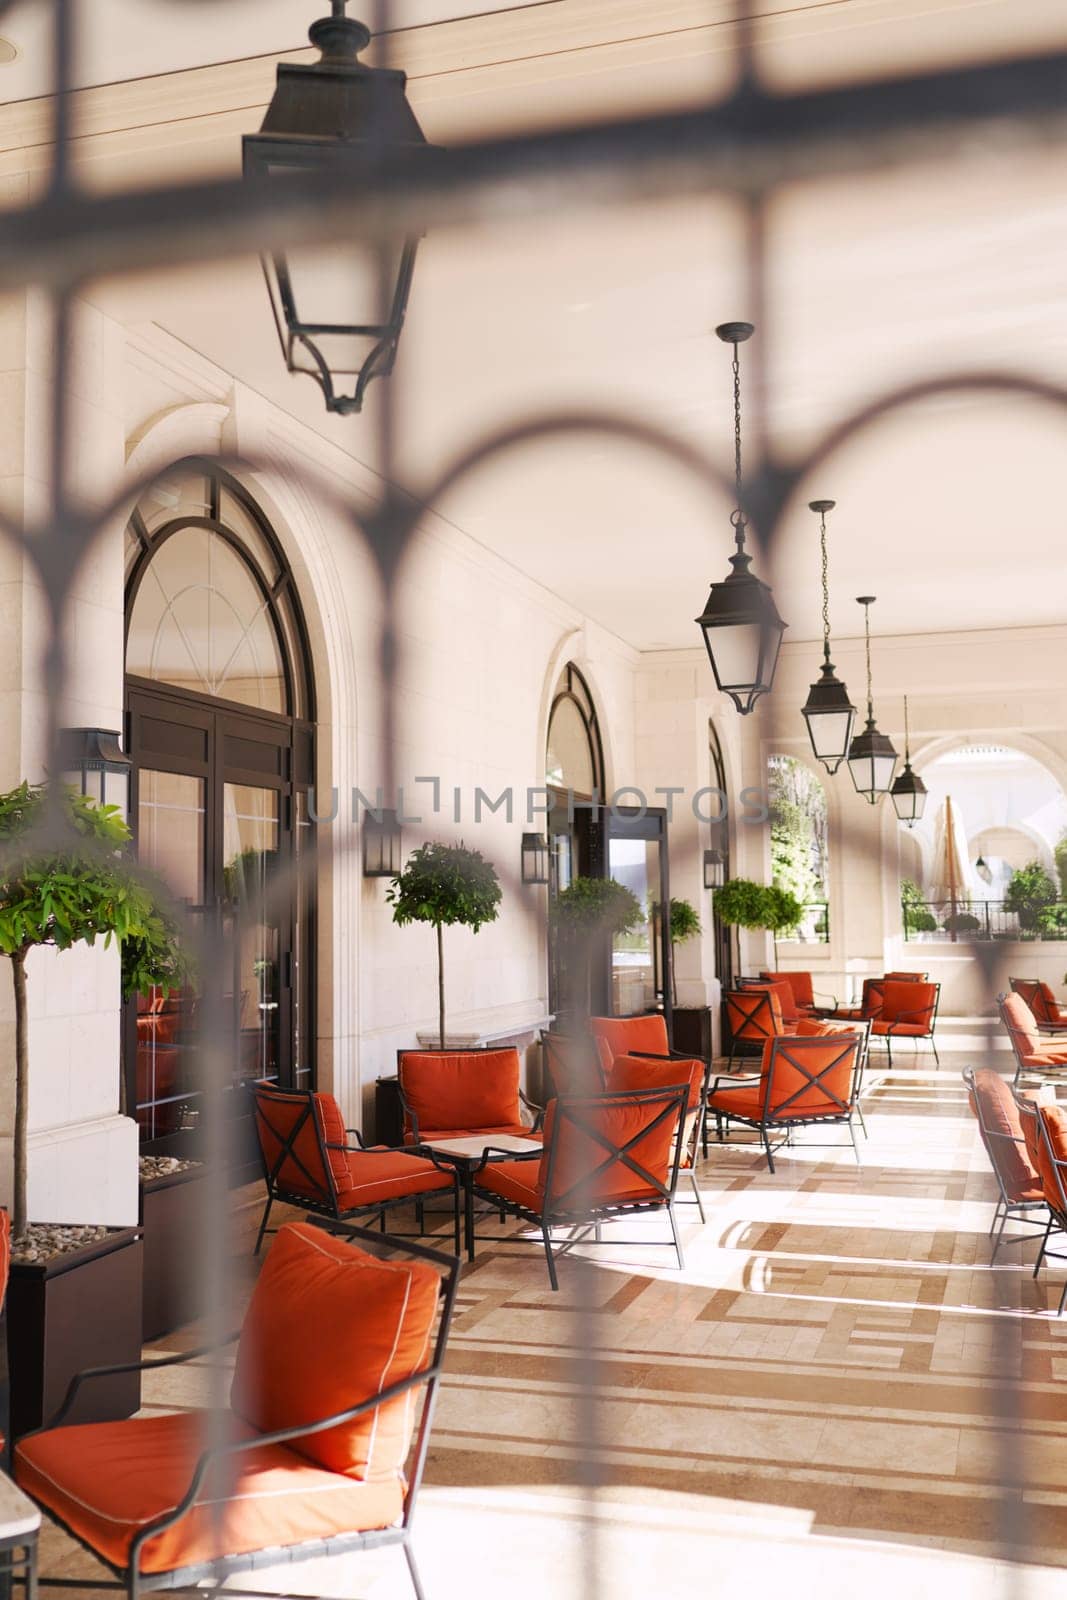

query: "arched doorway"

left=545, top=663, right=604, bottom=1018
left=124, top=462, right=316, bottom=1155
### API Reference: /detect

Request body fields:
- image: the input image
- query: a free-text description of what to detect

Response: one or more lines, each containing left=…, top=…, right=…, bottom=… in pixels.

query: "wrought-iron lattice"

left=3, top=0, right=1064, bottom=1591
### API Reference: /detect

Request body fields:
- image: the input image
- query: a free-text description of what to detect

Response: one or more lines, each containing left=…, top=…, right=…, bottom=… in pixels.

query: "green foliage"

left=1055, top=830, right=1067, bottom=899
left=386, top=841, right=502, bottom=934
left=713, top=878, right=801, bottom=935
left=1005, top=860, right=1058, bottom=930
left=1036, top=904, right=1067, bottom=938
left=768, top=755, right=827, bottom=909
left=713, top=878, right=770, bottom=930
left=901, top=878, right=937, bottom=935
left=900, top=878, right=926, bottom=910
left=668, top=897, right=701, bottom=945
left=554, top=875, right=643, bottom=937
left=942, top=911, right=980, bottom=934
left=0, top=782, right=188, bottom=995
left=222, top=847, right=279, bottom=905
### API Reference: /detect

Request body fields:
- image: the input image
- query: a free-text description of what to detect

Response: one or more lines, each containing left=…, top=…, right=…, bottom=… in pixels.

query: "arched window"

left=768, top=754, right=829, bottom=943
left=124, top=463, right=316, bottom=1152
left=546, top=663, right=603, bottom=799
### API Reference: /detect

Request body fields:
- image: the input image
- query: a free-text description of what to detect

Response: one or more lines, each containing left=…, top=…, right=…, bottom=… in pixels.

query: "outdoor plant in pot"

left=553, top=875, right=643, bottom=1018
left=387, top=840, right=502, bottom=1047
left=0, top=780, right=186, bottom=1434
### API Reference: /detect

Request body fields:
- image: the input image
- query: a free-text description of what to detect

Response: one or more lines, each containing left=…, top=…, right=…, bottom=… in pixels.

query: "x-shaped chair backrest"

left=882, top=983, right=939, bottom=1030
left=726, top=988, right=781, bottom=1044
left=251, top=1085, right=335, bottom=1208
left=764, top=1034, right=860, bottom=1119
left=543, top=1087, right=687, bottom=1213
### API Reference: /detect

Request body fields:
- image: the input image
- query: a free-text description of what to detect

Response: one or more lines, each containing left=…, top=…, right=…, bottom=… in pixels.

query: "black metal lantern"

left=890, top=696, right=928, bottom=826
left=242, top=2, right=429, bottom=415
left=59, top=728, right=131, bottom=823
left=703, top=848, right=725, bottom=890
left=800, top=500, right=856, bottom=773
left=975, top=854, right=993, bottom=885
left=695, top=322, right=786, bottom=715
left=846, top=597, right=898, bottom=805
left=521, top=833, right=549, bottom=885
left=363, top=807, right=402, bottom=877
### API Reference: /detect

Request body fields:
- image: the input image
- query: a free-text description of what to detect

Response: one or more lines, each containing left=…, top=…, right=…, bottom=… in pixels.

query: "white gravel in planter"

left=11, top=1222, right=113, bottom=1266
left=139, top=1155, right=203, bottom=1182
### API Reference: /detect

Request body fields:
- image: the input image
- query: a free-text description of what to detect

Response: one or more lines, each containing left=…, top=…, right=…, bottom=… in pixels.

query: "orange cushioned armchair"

left=15, top=1218, right=459, bottom=1600
left=869, top=980, right=940, bottom=1066
left=758, top=970, right=840, bottom=1017
left=1028, top=1101, right=1067, bottom=1316
left=472, top=1085, right=688, bottom=1290
left=590, top=1014, right=708, bottom=1152
left=251, top=1083, right=459, bottom=1256
left=706, top=1029, right=864, bottom=1173
left=397, top=1047, right=543, bottom=1145
left=999, top=992, right=1067, bottom=1084
left=606, top=1053, right=708, bottom=1221
left=1010, top=977, right=1067, bottom=1033
left=964, top=1067, right=1048, bottom=1261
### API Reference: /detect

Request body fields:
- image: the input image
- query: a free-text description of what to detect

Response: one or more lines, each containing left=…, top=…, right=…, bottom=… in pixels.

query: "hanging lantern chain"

left=903, top=694, right=911, bottom=761
left=730, top=338, right=746, bottom=554
left=819, top=506, right=832, bottom=666
left=862, top=600, right=874, bottom=721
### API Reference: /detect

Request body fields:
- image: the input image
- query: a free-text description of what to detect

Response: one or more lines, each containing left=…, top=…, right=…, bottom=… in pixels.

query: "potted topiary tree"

left=0, top=780, right=186, bottom=1435
left=553, top=875, right=643, bottom=1018
left=387, top=841, right=502, bottom=1047
left=713, top=878, right=802, bottom=973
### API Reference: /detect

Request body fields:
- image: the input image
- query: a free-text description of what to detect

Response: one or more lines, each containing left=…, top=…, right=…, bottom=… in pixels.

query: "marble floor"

left=34, top=1057, right=1067, bottom=1599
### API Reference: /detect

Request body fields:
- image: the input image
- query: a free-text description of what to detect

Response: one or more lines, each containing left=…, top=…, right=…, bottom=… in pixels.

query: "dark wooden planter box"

left=140, top=1166, right=207, bottom=1342
left=672, top=1006, right=714, bottom=1062
left=375, top=1076, right=403, bottom=1148
left=7, top=1227, right=143, bottom=1441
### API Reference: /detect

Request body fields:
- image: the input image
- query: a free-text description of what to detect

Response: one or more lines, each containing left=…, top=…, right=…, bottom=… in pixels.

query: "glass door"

left=603, top=807, right=671, bottom=1025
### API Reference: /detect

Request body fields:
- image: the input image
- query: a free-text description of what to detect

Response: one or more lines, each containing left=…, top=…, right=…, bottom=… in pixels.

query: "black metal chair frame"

left=251, top=1084, right=461, bottom=1257
left=724, top=989, right=781, bottom=1071
left=21, top=1218, right=459, bottom=1600
left=871, top=982, right=941, bottom=1068
left=708, top=1033, right=864, bottom=1174
left=624, top=1052, right=711, bottom=1218
left=395, top=1047, right=545, bottom=1144
left=964, top=1070, right=1049, bottom=1262
left=1010, top=976, right=1067, bottom=1035
left=471, top=1085, right=688, bottom=1291
left=1024, top=1103, right=1067, bottom=1317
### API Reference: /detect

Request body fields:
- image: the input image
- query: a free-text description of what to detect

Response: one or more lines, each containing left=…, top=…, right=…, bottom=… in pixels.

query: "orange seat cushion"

left=477, top=1158, right=545, bottom=1211
left=1020, top=1051, right=1067, bottom=1068
left=607, top=1053, right=704, bottom=1112
left=337, top=1149, right=454, bottom=1206
left=871, top=1021, right=927, bottom=1037
left=707, top=1085, right=808, bottom=1122
left=16, top=1411, right=402, bottom=1577
left=967, top=1069, right=1038, bottom=1199
left=1036, top=1102, right=1067, bottom=1210
left=398, top=1049, right=521, bottom=1138
left=231, top=1223, right=438, bottom=1482
left=589, top=1015, right=670, bottom=1064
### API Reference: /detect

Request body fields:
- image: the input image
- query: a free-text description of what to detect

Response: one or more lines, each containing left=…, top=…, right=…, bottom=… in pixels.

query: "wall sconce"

left=363, top=808, right=402, bottom=877
left=59, top=728, right=132, bottom=824
left=521, top=832, right=549, bottom=885
left=703, top=848, right=725, bottom=890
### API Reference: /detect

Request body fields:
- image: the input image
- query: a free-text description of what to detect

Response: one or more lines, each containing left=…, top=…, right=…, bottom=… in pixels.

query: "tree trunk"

left=12, top=949, right=29, bottom=1239
left=436, top=920, right=446, bottom=1049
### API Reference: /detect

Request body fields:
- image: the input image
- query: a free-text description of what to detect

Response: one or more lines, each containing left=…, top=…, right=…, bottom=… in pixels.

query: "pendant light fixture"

left=846, top=596, right=898, bottom=804
left=800, top=499, right=856, bottom=773
left=695, top=322, right=786, bottom=715
left=890, top=695, right=928, bottom=826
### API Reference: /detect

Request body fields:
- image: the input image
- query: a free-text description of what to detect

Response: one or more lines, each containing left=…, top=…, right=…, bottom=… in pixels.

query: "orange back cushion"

left=1011, top=979, right=1040, bottom=1010
left=881, top=980, right=936, bottom=1025
left=745, top=979, right=797, bottom=1024
left=1035, top=983, right=1060, bottom=1023
left=589, top=1015, right=670, bottom=1064
left=252, top=1085, right=335, bottom=1204
left=542, top=1033, right=607, bottom=1099
left=1036, top=1103, right=1067, bottom=1212
left=608, top=1053, right=703, bottom=1112
left=761, top=970, right=814, bottom=1010
left=726, top=988, right=783, bottom=1041
left=232, top=1222, right=439, bottom=1481
left=761, top=1034, right=857, bottom=1117
left=968, top=1069, right=1036, bottom=1192
left=539, top=1093, right=681, bottom=1206
left=398, top=1049, right=521, bottom=1135
left=1002, top=992, right=1041, bottom=1057
left=885, top=971, right=926, bottom=982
